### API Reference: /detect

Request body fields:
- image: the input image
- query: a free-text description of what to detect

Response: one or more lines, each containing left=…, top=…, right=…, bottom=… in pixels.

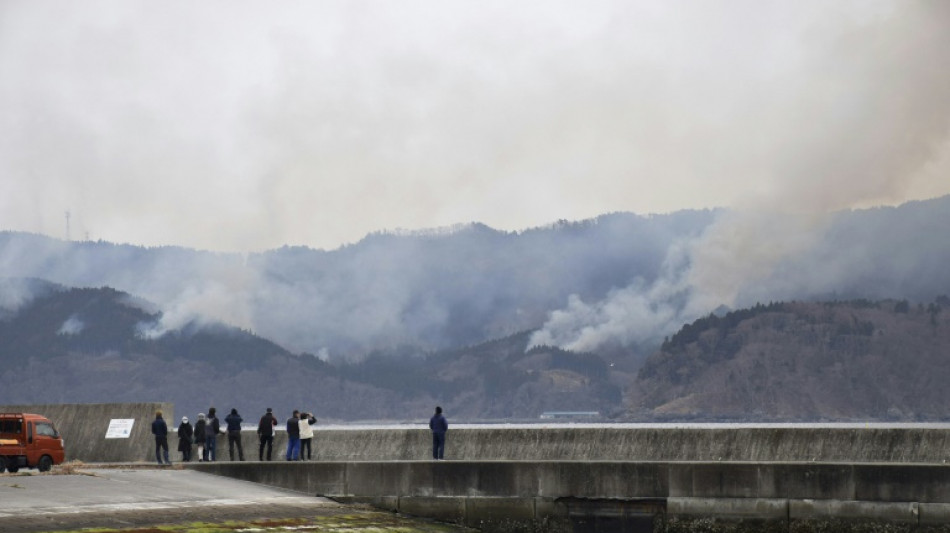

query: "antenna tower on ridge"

left=65, top=210, right=71, bottom=241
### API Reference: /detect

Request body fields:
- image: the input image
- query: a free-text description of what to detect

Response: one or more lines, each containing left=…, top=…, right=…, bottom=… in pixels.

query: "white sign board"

left=105, top=418, right=135, bottom=439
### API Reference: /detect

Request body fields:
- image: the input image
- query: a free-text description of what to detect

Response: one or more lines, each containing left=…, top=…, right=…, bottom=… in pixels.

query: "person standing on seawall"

left=194, top=413, right=207, bottom=461
left=225, top=408, right=245, bottom=461
left=151, top=410, right=171, bottom=465
left=429, top=406, right=448, bottom=460
left=257, top=407, right=277, bottom=461
left=286, top=409, right=301, bottom=461
left=206, top=407, right=221, bottom=461
left=177, top=416, right=193, bottom=462
left=299, top=411, right=317, bottom=460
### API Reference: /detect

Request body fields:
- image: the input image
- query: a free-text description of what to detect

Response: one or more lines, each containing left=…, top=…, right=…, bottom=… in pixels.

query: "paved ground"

left=0, top=467, right=427, bottom=532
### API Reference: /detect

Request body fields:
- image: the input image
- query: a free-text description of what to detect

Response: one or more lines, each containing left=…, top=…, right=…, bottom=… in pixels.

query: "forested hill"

left=0, top=209, right=716, bottom=360
left=0, top=281, right=403, bottom=422
left=4, top=281, right=950, bottom=421
left=0, top=282, right=621, bottom=422
left=2, top=195, right=947, bottom=361
left=627, top=298, right=950, bottom=421
left=0, top=280, right=295, bottom=368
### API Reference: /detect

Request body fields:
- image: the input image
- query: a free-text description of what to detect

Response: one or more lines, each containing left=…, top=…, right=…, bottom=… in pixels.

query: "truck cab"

left=0, top=413, right=66, bottom=473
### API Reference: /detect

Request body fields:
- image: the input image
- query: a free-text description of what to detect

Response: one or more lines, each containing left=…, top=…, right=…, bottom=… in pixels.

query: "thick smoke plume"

left=0, top=3, right=948, bottom=359
left=531, top=1, right=950, bottom=352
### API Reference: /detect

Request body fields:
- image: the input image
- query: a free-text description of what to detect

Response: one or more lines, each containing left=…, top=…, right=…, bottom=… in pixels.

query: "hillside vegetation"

left=3, top=282, right=949, bottom=421
left=2, top=196, right=948, bottom=360
left=0, top=283, right=620, bottom=421
left=628, top=298, right=950, bottom=420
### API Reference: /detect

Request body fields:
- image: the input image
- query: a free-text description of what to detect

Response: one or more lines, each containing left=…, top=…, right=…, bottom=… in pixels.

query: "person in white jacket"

left=298, top=412, right=317, bottom=460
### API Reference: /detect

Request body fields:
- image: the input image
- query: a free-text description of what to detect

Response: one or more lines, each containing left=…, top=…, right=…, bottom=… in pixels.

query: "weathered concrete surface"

left=192, top=460, right=950, bottom=530
left=192, top=460, right=950, bottom=502
left=218, top=425, right=950, bottom=463
left=0, top=467, right=476, bottom=533
left=0, top=402, right=172, bottom=462
left=0, top=468, right=344, bottom=533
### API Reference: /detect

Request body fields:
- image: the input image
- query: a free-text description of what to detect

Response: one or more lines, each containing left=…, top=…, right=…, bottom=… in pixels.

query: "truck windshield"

left=36, top=422, right=59, bottom=438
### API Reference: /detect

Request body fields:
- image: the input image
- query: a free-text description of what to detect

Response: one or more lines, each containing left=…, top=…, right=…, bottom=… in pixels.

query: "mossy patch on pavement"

left=40, top=513, right=474, bottom=533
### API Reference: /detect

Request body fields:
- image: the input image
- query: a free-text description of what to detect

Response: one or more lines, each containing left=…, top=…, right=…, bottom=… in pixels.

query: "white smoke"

left=531, top=1, right=950, bottom=353
left=57, top=315, right=84, bottom=336
left=135, top=272, right=259, bottom=340
left=0, top=278, right=38, bottom=314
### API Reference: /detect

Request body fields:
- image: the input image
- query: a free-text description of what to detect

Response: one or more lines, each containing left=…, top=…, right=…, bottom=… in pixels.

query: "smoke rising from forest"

left=1, top=2, right=949, bottom=359
left=531, top=1, right=950, bottom=352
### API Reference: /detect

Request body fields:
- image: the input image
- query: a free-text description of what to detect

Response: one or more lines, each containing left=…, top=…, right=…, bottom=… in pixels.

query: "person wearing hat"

left=177, top=415, right=194, bottom=462
left=257, top=407, right=277, bottom=461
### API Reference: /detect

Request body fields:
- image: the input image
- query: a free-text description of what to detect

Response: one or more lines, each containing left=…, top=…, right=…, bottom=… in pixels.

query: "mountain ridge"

left=628, top=298, right=950, bottom=421
left=3, top=281, right=950, bottom=421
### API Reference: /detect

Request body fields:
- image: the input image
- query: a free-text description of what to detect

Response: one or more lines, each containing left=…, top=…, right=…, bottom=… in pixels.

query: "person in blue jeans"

left=285, top=410, right=301, bottom=461
left=429, top=406, right=448, bottom=460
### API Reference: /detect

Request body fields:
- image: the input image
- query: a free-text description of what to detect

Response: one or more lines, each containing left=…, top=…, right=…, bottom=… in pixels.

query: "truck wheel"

left=0, top=456, right=6, bottom=473
left=38, top=455, right=53, bottom=472
left=6, top=461, right=18, bottom=473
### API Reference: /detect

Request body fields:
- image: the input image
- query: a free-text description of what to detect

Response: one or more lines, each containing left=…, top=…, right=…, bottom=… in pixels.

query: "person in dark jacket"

left=225, top=408, right=245, bottom=461
left=429, top=406, right=448, bottom=460
left=194, top=413, right=207, bottom=461
left=205, top=407, right=221, bottom=461
left=151, top=410, right=171, bottom=465
left=257, top=407, right=277, bottom=461
left=177, top=416, right=193, bottom=462
left=285, top=409, right=301, bottom=461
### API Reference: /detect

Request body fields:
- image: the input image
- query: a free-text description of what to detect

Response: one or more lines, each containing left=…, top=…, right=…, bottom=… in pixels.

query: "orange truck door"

left=34, top=420, right=65, bottom=464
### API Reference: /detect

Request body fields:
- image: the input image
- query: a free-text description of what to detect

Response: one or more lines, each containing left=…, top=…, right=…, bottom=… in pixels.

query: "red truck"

left=0, top=413, right=66, bottom=473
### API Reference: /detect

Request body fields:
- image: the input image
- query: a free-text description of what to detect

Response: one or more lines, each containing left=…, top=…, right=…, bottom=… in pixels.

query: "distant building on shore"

left=539, top=411, right=599, bottom=420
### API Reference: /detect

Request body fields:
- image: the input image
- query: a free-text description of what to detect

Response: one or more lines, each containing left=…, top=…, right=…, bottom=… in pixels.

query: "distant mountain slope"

left=336, top=332, right=622, bottom=420
left=0, top=281, right=288, bottom=368
left=0, top=281, right=408, bottom=422
left=0, top=281, right=621, bottom=421
left=627, top=298, right=950, bottom=420
left=739, top=197, right=950, bottom=304
left=1, top=197, right=948, bottom=361
left=0, top=209, right=715, bottom=358
left=5, top=281, right=950, bottom=422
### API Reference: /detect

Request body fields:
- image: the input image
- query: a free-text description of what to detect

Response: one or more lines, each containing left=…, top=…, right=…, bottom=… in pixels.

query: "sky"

left=1, top=1, right=949, bottom=253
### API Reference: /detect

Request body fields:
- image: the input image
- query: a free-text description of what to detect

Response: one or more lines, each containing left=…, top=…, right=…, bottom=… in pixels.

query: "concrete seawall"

left=219, top=425, right=950, bottom=463
left=5, top=405, right=946, bottom=465
left=0, top=402, right=173, bottom=463
left=193, top=460, right=950, bottom=531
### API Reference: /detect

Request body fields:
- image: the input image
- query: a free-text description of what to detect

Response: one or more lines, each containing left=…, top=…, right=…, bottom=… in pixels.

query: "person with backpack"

left=257, top=407, right=277, bottom=461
